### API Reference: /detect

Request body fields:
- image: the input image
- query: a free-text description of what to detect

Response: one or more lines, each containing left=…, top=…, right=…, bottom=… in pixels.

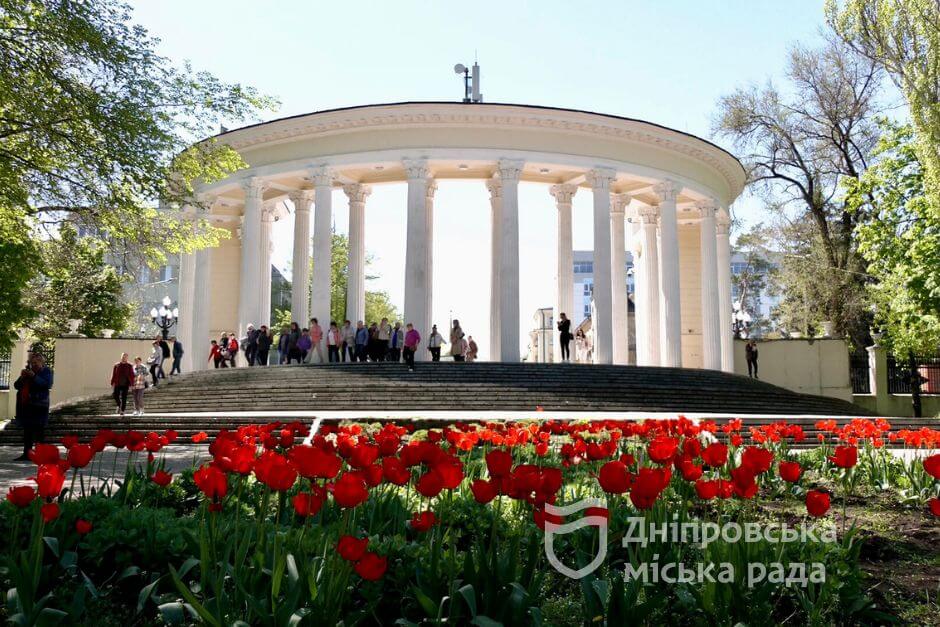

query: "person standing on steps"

left=132, top=356, right=149, bottom=416
left=355, top=320, right=369, bottom=362
left=341, top=320, right=356, bottom=362
left=556, top=312, right=572, bottom=362
left=110, top=352, right=134, bottom=417
left=13, top=353, right=53, bottom=461
left=389, top=322, right=403, bottom=362
left=327, top=321, right=342, bottom=362
left=466, top=336, right=478, bottom=362
left=308, top=318, right=324, bottom=363
left=449, top=320, right=465, bottom=361
left=242, top=324, right=258, bottom=366
left=227, top=333, right=239, bottom=367
left=745, top=340, right=759, bottom=378
left=428, top=325, right=445, bottom=362
left=170, top=336, right=184, bottom=375
left=403, top=323, right=421, bottom=372
left=453, top=334, right=468, bottom=362
left=157, top=335, right=170, bottom=380
left=276, top=326, right=290, bottom=364
left=367, top=322, right=380, bottom=361
left=147, top=340, right=164, bottom=386
left=208, top=339, right=225, bottom=368
left=256, top=325, right=272, bottom=366
left=287, top=322, right=302, bottom=364
left=297, top=328, right=312, bottom=363
left=377, top=317, right=391, bottom=361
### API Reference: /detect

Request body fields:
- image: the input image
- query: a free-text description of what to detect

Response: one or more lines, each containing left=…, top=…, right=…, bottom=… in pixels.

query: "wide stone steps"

left=0, top=362, right=904, bottom=446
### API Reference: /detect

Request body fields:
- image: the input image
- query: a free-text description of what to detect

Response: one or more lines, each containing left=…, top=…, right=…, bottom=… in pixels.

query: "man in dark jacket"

left=243, top=324, right=259, bottom=366
left=170, top=337, right=184, bottom=375
left=13, top=353, right=53, bottom=461
left=256, top=325, right=272, bottom=366
left=158, top=336, right=170, bottom=380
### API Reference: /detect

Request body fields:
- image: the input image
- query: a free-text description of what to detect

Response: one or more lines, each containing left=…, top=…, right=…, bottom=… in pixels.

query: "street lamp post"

left=150, top=296, right=179, bottom=340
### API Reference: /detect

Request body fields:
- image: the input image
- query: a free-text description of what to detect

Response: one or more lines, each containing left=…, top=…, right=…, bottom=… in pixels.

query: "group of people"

left=210, top=318, right=478, bottom=370
left=108, top=334, right=185, bottom=416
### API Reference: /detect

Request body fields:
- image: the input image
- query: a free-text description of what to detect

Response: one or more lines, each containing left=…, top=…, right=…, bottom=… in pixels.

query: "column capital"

left=696, top=199, right=718, bottom=219
left=261, top=201, right=279, bottom=222
left=425, top=179, right=438, bottom=201
left=486, top=176, right=502, bottom=200
left=289, top=189, right=316, bottom=209
left=610, top=193, right=631, bottom=215
left=308, top=165, right=334, bottom=187
left=637, top=204, right=660, bottom=224
left=342, top=183, right=372, bottom=204
left=402, top=158, right=430, bottom=180
left=585, top=167, right=616, bottom=190
left=496, top=159, right=524, bottom=182
left=195, top=193, right=221, bottom=213
left=653, top=179, right=680, bottom=203
left=242, top=177, right=266, bottom=201
left=549, top=183, right=577, bottom=205
left=717, top=206, right=731, bottom=228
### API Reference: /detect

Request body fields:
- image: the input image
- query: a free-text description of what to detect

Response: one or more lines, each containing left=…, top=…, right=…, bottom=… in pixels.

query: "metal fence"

left=887, top=354, right=940, bottom=394
left=0, top=352, right=10, bottom=390
left=849, top=353, right=870, bottom=394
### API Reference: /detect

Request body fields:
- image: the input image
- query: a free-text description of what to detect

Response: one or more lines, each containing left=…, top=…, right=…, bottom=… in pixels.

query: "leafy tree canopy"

left=0, top=0, right=275, bottom=348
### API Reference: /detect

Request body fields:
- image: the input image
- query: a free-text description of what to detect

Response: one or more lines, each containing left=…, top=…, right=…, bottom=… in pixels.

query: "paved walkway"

left=0, top=445, right=210, bottom=491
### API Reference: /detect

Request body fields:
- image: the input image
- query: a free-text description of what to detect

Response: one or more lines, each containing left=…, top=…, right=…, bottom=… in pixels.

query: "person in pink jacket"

left=308, top=318, right=324, bottom=363
left=403, top=323, right=421, bottom=372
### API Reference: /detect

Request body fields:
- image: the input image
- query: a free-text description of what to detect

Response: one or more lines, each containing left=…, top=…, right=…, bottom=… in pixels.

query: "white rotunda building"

left=176, top=102, right=745, bottom=370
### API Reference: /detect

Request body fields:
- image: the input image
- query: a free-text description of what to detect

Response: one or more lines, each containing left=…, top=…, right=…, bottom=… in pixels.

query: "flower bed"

left=2, top=418, right=939, bottom=625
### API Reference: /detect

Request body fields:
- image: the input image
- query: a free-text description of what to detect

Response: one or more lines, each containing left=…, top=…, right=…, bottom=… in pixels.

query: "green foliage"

left=0, top=210, right=39, bottom=350
left=23, top=224, right=133, bottom=344
left=846, top=121, right=940, bottom=356
left=731, top=225, right=775, bottom=336
left=0, top=0, right=275, bottom=344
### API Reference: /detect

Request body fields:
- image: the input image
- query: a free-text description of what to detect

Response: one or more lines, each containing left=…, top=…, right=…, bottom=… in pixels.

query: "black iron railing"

left=849, top=353, right=870, bottom=394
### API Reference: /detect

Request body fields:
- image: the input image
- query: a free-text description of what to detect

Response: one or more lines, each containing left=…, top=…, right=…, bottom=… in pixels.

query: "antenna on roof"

left=453, top=59, right=483, bottom=103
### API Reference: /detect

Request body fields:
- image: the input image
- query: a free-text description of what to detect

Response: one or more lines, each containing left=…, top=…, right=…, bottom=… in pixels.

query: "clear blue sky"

left=130, top=0, right=829, bottom=356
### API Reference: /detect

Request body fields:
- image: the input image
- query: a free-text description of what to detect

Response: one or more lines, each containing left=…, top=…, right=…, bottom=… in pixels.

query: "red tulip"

left=741, top=447, right=774, bottom=475
left=778, top=461, right=802, bottom=483
left=354, top=552, right=387, bottom=580
left=828, top=446, right=858, bottom=469
left=75, top=519, right=93, bottom=535
left=381, top=457, right=411, bottom=485
left=292, top=491, right=324, bottom=518
left=597, top=461, right=631, bottom=494
left=485, top=449, right=513, bottom=477
left=929, top=497, right=940, bottom=517
left=29, top=444, right=61, bottom=465
left=470, top=479, right=498, bottom=504
left=694, top=479, right=719, bottom=500
left=416, top=471, right=444, bottom=498
left=676, top=456, right=703, bottom=482
left=34, top=464, right=65, bottom=499
left=288, top=445, right=342, bottom=479
left=192, top=432, right=209, bottom=443
left=805, top=490, right=830, bottom=517
left=410, top=510, right=438, bottom=532
left=432, top=458, right=464, bottom=490
left=629, top=467, right=670, bottom=510
left=337, top=535, right=369, bottom=562
left=700, top=442, right=728, bottom=467
left=40, top=502, right=60, bottom=523
left=254, top=452, right=298, bottom=492
left=647, top=436, right=679, bottom=464
left=332, top=472, right=369, bottom=508
left=66, top=444, right=94, bottom=469
left=6, top=485, right=36, bottom=508
left=923, top=454, right=940, bottom=480
left=349, top=443, right=380, bottom=469
left=730, top=466, right=758, bottom=499
left=193, top=465, right=228, bottom=501
left=150, top=470, right=173, bottom=487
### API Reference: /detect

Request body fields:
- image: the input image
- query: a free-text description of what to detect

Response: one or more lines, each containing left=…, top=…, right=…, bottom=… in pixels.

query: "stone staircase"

left=0, top=362, right=899, bottom=445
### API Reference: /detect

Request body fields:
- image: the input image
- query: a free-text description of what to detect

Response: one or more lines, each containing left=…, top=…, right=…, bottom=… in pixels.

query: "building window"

left=574, top=261, right=594, bottom=273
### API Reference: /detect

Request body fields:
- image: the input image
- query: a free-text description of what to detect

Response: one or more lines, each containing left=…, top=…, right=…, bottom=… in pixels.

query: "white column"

left=497, top=159, right=523, bottom=362
left=177, top=206, right=197, bottom=372
left=310, top=166, right=334, bottom=329
left=550, top=184, right=577, bottom=363
left=237, top=177, right=264, bottom=339
left=343, top=184, right=371, bottom=325
left=289, top=190, right=314, bottom=324
left=654, top=180, right=682, bottom=367
left=487, top=177, right=502, bottom=361
left=698, top=200, right=721, bottom=370
left=637, top=205, right=661, bottom=366
left=610, top=193, right=630, bottom=365
left=425, top=181, right=438, bottom=331
left=716, top=208, right=734, bottom=373
left=403, top=159, right=432, bottom=360
left=191, top=203, right=215, bottom=371
left=586, top=168, right=616, bottom=365
left=258, top=203, right=275, bottom=329
left=627, top=213, right=643, bottom=365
